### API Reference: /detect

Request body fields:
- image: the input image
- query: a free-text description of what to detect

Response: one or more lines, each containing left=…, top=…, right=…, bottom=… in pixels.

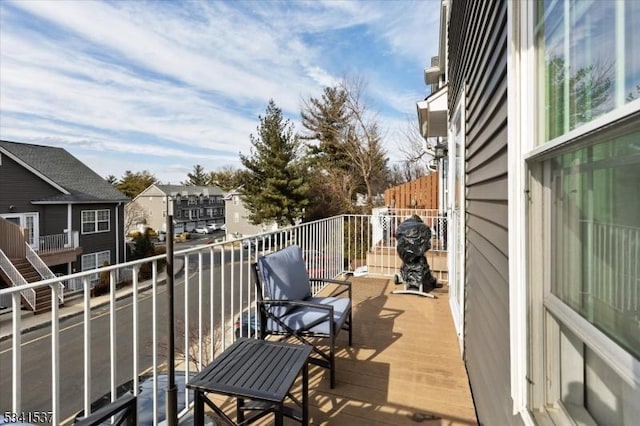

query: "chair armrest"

left=309, top=277, right=352, bottom=298
left=74, top=394, right=136, bottom=426
left=258, top=299, right=334, bottom=312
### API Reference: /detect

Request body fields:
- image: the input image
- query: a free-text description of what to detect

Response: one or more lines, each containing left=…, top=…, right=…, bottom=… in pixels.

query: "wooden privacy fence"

left=384, top=173, right=439, bottom=209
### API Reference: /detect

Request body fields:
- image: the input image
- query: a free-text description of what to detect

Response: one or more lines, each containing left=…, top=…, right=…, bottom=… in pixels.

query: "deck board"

left=203, top=276, right=477, bottom=425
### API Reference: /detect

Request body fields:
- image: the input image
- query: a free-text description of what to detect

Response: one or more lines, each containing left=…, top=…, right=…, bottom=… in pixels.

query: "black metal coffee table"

left=186, top=338, right=312, bottom=426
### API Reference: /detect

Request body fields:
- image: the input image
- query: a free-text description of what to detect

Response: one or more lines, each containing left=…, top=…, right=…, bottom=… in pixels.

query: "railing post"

left=83, top=277, right=91, bottom=418
left=12, top=292, right=21, bottom=413
left=165, top=211, right=177, bottom=426
left=51, top=283, right=60, bottom=425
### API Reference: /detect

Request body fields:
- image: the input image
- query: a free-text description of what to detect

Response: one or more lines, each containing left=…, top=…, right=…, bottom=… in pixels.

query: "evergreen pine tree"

left=239, top=99, right=309, bottom=226
left=183, top=165, right=209, bottom=186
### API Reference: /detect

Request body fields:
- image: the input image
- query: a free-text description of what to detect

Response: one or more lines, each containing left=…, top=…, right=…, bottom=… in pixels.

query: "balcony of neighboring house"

left=0, top=218, right=82, bottom=268
left=0, top=210, right=474, bottom=425
left=36, top=231, right=82, bottom=266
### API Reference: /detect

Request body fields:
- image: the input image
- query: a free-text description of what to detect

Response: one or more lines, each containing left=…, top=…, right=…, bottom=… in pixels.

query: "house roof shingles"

left=155, top=184, right=225, bottom=197
left=0, top=140, right=129, bottom=203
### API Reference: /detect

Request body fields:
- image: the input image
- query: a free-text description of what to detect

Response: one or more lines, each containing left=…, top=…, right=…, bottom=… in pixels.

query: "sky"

left=0, top=0, right=440, bottom=184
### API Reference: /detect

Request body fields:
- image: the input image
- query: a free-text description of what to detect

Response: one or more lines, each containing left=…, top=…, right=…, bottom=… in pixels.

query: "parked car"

left=157, top=231, right=166, bottom=242
left=194, top=226, right=209, bottom=234
left=72, top=372, right=214, bottom=425
left=206, top=223, right=219, bottom=231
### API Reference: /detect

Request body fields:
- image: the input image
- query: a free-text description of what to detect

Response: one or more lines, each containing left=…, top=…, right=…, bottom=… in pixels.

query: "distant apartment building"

left=129, top=184, right=225, bottom=234
left=224, top=188, right=277, bottom=238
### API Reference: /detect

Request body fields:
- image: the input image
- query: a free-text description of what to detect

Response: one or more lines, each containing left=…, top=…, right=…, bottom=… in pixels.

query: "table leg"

left=302, top=361, right=309, bottom=425
left=194, top=390, right=204, bottom=426
left=275, top=404, right=284, bottom=426
left=237, top=397, right=245, bottom=423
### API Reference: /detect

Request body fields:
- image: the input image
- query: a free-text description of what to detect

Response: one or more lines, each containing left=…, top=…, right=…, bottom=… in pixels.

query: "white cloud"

left=0, top=0, right=441, bottom=183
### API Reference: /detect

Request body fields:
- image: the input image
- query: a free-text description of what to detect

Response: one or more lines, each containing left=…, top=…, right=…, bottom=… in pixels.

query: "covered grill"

left=393, top=215, right=438, bottom=298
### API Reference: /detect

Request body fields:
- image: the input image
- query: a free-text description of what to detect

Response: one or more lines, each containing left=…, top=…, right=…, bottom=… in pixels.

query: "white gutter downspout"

left=115, top=202, right=121, bottom=268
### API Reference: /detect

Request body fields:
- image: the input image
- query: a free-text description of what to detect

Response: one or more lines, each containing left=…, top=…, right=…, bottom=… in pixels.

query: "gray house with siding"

left=420, top=1, right=640, bottom=424
left=0, top=140, right=128, bottom=301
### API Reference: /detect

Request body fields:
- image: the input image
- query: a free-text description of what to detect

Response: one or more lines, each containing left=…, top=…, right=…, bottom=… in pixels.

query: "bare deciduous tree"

left=338, top=76, right=390, bottom=209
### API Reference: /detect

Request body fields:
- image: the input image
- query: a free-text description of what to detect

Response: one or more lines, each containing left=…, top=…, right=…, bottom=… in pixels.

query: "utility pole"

left=165, top=197, right=177, bottom=425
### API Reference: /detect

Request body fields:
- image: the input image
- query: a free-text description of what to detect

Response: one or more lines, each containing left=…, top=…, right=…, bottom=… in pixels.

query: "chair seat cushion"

left=266, top=296, right=351, bottom=336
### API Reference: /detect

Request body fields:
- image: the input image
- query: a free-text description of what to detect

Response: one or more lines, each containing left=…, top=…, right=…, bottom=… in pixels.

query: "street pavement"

left=0, top=257, right=184, bottom=343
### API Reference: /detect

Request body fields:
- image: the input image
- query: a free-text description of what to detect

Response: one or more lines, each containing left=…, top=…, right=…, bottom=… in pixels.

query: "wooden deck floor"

left=206, top=276, right=477, bottom=425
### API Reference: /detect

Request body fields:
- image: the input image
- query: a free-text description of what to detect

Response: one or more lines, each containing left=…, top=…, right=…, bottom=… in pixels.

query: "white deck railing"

left=0, top=213, right=448, bottom=424
left=0, top=249, right=36, bottom=311
left=38, top=231, right=79, bottom=254
left=586, top=221, right=639, bottom=325
left=25, top=243, right=64, bottom=305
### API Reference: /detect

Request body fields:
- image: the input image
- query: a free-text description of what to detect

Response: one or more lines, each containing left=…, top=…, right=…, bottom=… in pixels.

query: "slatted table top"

left=187, top=338, right=312, bottom=403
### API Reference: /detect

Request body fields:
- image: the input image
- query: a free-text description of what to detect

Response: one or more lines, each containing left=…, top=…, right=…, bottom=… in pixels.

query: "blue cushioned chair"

left=253, top=245, right=352, bottom=388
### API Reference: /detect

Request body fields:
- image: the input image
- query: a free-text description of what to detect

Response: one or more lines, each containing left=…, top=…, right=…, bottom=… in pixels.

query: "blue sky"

left=0, top=0, right=440, bottom=184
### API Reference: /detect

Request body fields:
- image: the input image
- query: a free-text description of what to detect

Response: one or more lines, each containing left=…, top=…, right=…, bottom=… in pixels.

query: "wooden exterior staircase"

left=10, top=257, right=55, bottom=314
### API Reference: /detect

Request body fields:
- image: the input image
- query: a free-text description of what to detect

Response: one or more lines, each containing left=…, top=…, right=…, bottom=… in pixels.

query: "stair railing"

left=0, top=249, right=37, bottom=311
left=26, top=243, right=64, bottom=304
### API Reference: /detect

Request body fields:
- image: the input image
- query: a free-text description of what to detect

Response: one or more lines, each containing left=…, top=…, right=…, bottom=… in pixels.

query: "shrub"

left=139, top=245, right=167, bottom=280
left=92, top=260, right=111, bottom=297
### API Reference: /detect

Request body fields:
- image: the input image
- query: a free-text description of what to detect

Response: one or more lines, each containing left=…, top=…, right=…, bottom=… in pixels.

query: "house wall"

left=448, top=1, right=521, bottom=424
left=41, top=204, right=69, bottom=235
left=73, top=203, right=125, bottom=269
left=0, top=153, right=58, bottom=216
left=224, top=194, right=265, bottom=238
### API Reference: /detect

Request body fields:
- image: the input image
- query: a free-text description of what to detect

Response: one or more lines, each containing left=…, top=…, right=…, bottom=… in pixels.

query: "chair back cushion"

left=257, top=245, right=311, bottom=315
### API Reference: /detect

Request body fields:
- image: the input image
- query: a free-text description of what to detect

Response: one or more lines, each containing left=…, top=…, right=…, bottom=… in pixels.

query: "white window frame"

left=519, top=1, right=640, bottom=424
left=81, top=209, right=110, bottom=234
left=81, top=250, right=111, bottom=285
left=447, top=88, right=466, bottom=355
left=507, top=0, right=536, bottom=420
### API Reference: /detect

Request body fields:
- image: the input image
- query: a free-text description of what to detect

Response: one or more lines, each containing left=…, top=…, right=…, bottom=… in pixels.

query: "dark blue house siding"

left=0, top=153, right=58, bottom=215
left=448, top=0, right=522, bottom=424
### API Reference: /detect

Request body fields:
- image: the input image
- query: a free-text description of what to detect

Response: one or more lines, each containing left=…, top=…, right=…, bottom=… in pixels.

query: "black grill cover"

left=396, top=215, right=437, bottom=290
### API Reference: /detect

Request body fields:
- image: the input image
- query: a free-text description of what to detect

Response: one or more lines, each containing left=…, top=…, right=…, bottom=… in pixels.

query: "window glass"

left=538, top=0, right=639, bottom=142
left=82, top=251, right=110, bottom=285
left=550, top=130, right=640, bottom=358
left=82, top=209, right=109, bottom=233
left=626, top=2, right=640, bottom=101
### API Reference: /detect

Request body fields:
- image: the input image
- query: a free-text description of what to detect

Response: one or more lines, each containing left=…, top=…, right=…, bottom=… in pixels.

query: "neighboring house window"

left=528, top=2, right=640, bottom=423
left=188, top=196, right=196, bottom=205
left=81, top=250, right=110, bottom=285
left=234, top=212, right=239, bottom=223
left=176, top=210, right=181, bottom=218
left=206, top=208, right=213, bottom=217
left=82, top=209, right=110, bottom=234
left=233, top=195, right=240, bottom=206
